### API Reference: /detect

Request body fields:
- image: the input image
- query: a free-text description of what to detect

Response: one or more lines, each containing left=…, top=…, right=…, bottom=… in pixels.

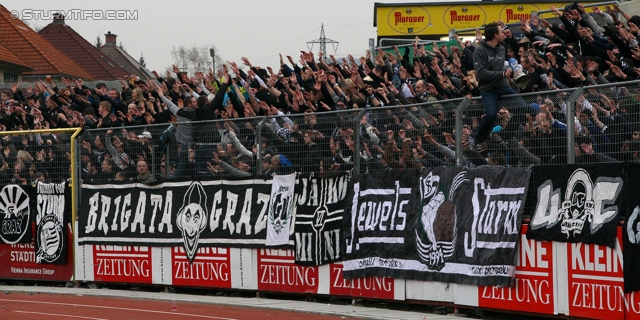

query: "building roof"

left=38, top=16, right=129, bottom=81
left=0, top=5, right=93, bottom=79
left=0, top=42, right=31, bottom=70
left=100, top=32, right=155, bottom=80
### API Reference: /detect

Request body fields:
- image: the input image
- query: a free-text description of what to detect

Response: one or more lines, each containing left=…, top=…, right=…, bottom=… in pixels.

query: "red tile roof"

left=0, top=5, right=93, bottom=79
left=39, top=19, right=129, bottom=81
left=0, top=42, right=31, bottom=70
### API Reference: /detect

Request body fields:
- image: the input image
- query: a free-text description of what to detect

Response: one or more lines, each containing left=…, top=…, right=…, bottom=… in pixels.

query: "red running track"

left=0, top=292, right=360, bottom=320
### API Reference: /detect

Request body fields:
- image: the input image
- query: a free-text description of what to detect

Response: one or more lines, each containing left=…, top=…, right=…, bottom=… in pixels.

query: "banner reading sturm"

left=528, top=164, right=624, bottom=248
left=78, top=179, right=279, bottom=261
left=342, top=167, right=531, bottom=287
left=35, top=182, right=69, bottom=264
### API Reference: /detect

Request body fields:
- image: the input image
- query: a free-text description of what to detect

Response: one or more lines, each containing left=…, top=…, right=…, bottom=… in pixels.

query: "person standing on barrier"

left=472, top=22, right=517, bottom=153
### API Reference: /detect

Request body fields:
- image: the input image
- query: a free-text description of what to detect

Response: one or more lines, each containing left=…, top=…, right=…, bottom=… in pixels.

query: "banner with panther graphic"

left=342, top=167, right=531, bottom=287
left=266, top=173, right=296, bottom=246
left=35, top=182, right=69, bottom=264
left=0, top=184, right=32, bottom=245
left=527, top=164, right=624, bottom=248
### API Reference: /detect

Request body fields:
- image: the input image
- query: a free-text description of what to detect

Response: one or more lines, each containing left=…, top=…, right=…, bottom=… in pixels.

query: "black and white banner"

left=294, top=174, right=348, bottom=266
left=528, top=164, right=624, bottom=248
left=35, top=182, right=68, bottom=264
left=78, top=179, right=281, bottom=261
left=266, top=173, right=296, bottom=246
left=0, top=184, right=32, bottom=245
left=342, top=167, right=531, bottom=287
left=624, top=164, right=640, bottom=293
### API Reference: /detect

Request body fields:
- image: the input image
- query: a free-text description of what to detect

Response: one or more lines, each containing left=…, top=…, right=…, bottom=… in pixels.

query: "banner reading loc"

left=342, top=167, right=531, bottom=287
left=528, top=164, right=624, bottom=248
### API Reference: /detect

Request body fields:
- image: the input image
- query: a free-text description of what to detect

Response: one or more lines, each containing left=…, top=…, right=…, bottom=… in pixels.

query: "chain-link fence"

left=0, top=128, right=80, bottom=186
left=534, top=1, right=617, bottom=27
left=67, top=79, right=640, bottom=181
left=256, top=109, right=364, bottom=176
left=77, top=123, right=172, bottom=183
left=574, top=81, right=640, bottom=163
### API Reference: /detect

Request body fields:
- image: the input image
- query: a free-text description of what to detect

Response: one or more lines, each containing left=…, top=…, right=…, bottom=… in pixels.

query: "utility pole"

left=209, top=48, right=216, bottom=72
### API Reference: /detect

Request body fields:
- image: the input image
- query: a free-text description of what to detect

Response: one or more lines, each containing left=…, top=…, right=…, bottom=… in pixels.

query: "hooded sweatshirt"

left=473, top=40, right=509, bottom=93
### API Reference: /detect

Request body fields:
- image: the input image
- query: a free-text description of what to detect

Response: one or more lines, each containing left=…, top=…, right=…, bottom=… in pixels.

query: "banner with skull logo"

left=528, top=164, right=624, bottom=248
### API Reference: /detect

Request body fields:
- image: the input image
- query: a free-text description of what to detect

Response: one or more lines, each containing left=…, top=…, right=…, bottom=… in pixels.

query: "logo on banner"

left=36, top=214, right=63, bottom=263
left=416, top=172, right=464, bottom=270
left=295, top=175, right=348, bottom=265
left=269, top=186, right=293, bottom=236
left=177, top=181, right=208, bottom=261
left=0, top=185, right=30, bottom=244
left=531, top=169, right=623, bottom=238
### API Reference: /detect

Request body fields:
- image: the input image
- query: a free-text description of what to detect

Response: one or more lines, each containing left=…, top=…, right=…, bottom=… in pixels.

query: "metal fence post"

left=454, top=98, right=471, bottom=168
left=565, top=88, right=584, bottom=164
left=353, top=109, right=368, bottom=175
left=256, top=117, right=268, bottom=175
left=164, top=142, right=171, bottom=179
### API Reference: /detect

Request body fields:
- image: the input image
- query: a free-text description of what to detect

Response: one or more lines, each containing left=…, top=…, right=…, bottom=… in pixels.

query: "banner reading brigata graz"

left=342, top=167, right=531, bottom=287
left=78, top=179, right=280, bottom=261
left=528, top=164, right=624, bottom=248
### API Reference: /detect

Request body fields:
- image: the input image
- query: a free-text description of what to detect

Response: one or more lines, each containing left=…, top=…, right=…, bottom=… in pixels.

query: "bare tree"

left=94, top=36, right=102, bottom=49
left=23, top=20, right=42, bottom=32
left=169, top=44, right=223, bottom=75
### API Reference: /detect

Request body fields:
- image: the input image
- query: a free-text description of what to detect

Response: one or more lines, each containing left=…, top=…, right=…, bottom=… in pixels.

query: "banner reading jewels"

left=527, top=164, right=624, bottom=248
left=342, top=167, right=531, bottom=287
left=78, top=179, right=279, bottom=261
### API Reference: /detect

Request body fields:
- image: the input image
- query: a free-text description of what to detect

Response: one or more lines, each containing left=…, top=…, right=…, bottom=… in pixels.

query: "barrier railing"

left=70, top=79, right=640, bottom=180
left=533, top=1, right=618, bottom=26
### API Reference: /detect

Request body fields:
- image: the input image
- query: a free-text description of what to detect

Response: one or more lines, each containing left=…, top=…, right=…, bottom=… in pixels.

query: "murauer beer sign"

left=444, top=5, right=486, bottom=30
left=386, top=7, right=431, bottom=34
left=500, top=4, right=541, bottom=24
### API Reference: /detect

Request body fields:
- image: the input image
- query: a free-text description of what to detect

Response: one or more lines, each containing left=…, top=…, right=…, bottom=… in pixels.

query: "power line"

left=324, top=23, right=370, bottom=27
left=255, top=26, right=321, bottom=66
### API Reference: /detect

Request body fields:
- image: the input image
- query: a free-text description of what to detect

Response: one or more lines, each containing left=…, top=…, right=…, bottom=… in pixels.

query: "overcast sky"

left=6, top=0, right=450, bottom=73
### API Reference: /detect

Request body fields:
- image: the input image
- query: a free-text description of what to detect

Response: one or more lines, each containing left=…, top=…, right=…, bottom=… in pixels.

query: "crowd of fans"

left=2, top=2, right=640, bottom=184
